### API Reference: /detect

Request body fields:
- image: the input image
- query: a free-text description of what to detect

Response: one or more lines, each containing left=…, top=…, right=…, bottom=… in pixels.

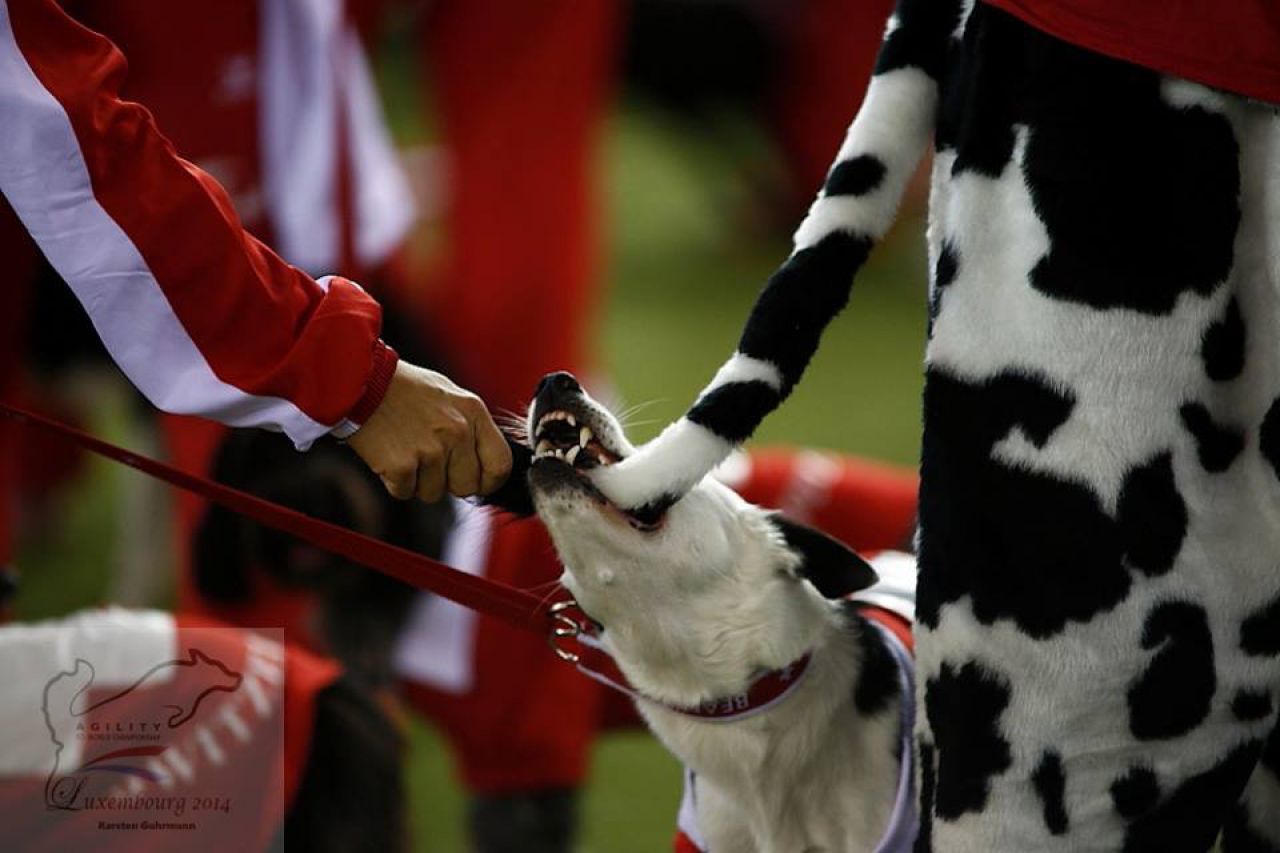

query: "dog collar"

left=547, top=598, right=814, bottom=722
left=667, top=652, right=813, bottom=721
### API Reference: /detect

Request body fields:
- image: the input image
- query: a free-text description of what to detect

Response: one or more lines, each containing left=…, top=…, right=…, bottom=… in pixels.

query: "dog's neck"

left=571, top=558, right=841, bottom=711
left=539, top=478, right=909, bottom=851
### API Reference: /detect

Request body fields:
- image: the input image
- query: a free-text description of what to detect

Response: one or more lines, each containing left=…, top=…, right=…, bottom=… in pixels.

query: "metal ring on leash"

left=548, top=599, right=583, bottom=663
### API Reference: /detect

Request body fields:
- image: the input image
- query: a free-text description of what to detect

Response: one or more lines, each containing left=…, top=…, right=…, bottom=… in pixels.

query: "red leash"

left=0, top=402, right=558, bottom=635
left=1, top=403, right=841, bottom=720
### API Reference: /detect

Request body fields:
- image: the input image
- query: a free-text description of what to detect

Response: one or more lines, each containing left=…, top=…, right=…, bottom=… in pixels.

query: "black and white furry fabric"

left=593, top=1, right=1280, bottom=850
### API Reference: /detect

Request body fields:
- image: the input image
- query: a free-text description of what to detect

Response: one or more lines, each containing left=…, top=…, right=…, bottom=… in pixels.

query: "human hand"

left=347, top=362, right=512, bottom=501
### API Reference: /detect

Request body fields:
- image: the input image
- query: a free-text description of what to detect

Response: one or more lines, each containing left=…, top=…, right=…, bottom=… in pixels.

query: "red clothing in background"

left=419, top=0, right=620, bottom=416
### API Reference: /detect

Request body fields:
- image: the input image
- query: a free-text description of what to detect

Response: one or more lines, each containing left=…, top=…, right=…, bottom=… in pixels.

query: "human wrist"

left=340, top=340, right=399, bottom=434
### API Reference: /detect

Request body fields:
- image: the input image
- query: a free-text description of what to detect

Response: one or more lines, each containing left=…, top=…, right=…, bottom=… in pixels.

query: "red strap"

left=676, top=653, right=811, bottom=720
left=856, top=604, right=914, bottom=655
left=565, top=625, right=812, bottom=721
left=0, top=402, right=553, bottom=634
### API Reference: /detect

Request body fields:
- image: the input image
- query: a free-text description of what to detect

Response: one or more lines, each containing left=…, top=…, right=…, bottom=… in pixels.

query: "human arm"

left=0, top=0, right=508, bottom=497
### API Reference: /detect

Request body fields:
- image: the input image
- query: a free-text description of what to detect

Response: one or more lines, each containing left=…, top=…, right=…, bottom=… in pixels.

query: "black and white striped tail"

left=592, top=0, right=961, bottom=512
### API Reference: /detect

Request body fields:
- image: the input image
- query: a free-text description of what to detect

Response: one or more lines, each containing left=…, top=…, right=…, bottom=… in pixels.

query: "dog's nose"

left=535, top=372, right=581, bottom=399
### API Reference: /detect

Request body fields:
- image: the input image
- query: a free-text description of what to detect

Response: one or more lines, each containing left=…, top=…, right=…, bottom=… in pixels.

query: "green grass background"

left=14, top=50, right=928, bottom=853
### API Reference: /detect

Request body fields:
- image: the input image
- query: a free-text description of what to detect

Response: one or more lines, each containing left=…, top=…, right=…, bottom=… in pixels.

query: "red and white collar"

left=548, top=599, right=813, bottom=722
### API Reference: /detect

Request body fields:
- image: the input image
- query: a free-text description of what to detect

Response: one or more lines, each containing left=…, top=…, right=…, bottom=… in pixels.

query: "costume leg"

left=915, top=7, right=1280, bottom=850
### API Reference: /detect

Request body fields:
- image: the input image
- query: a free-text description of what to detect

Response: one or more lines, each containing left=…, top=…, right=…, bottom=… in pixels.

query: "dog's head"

left=517, top=372, right=878, bottom=641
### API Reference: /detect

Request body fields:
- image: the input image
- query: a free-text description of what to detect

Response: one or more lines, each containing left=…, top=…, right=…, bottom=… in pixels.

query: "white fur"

left=531, top=390, right=904, bottom=852
left=705, top=352, right=785, bottom=393
left=589, top=418, right=732, bottom=508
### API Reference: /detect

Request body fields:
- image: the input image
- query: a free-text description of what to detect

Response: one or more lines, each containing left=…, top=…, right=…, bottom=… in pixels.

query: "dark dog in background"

left=194, top=431, right=434, bottom=852
left=193, top=430, right=451, bottom=687
left=193, top=429, right=578, bottom=853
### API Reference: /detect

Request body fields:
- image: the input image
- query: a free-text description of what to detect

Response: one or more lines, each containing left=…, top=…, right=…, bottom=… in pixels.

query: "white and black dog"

left=506, top=371, right=917, bottom=852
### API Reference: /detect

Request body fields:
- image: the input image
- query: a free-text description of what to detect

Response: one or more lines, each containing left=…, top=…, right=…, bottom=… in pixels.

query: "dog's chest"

left=659, top=609, right=916, bottom=852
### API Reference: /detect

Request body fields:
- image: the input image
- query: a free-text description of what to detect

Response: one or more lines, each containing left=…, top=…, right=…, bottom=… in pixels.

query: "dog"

left=502, top=371, right=916, bottom=852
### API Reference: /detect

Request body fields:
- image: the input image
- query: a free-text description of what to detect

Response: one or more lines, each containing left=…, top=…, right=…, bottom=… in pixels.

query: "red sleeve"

left=0, top=0, right=396, bottom=446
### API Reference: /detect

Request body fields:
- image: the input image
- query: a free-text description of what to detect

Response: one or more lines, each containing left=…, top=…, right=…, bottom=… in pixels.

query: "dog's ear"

left=771, top=514, right=878, bottom=598
left=476, top=435, right=535, bottom=516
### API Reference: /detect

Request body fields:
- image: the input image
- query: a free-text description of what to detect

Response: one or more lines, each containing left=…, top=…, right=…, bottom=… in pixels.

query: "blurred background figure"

left=7, top=0, right=930, bottom=849
left=375, top=0, right=622, bottom=418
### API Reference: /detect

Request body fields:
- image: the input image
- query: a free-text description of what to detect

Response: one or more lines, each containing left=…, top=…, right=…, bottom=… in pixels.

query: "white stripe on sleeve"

left=0, top=3, right=333, bottom=447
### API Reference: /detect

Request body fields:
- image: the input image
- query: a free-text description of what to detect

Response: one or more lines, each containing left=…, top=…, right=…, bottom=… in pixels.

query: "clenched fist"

left=347, top=362, right=512, bottom=502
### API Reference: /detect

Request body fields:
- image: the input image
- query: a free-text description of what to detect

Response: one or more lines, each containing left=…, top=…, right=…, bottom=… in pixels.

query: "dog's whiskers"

left=614, top=399, right=664, bottom=422
left=496, top=408, right=531, bottom=442
left=616, top=417, right=657, bottom=431
left=525, top=579, right=571, bottom=611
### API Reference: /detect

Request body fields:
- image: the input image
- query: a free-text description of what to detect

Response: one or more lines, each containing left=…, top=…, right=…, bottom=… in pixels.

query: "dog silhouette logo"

left=41, top=648, right=243, bottom=810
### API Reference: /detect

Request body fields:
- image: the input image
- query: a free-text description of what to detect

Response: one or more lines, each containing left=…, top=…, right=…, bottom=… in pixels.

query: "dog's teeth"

left=566, top=413, right=577, bottom=427
left=535, top=440, right=552, bottom=457
left=579, top=426, right=591, bottom=448
left=566, top=446, right=581, bottom=465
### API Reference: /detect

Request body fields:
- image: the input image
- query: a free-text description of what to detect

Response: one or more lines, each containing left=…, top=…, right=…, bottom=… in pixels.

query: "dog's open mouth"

left=530, top=405, right=664, bottom=532
left=533, top=409, right=619, bottom=472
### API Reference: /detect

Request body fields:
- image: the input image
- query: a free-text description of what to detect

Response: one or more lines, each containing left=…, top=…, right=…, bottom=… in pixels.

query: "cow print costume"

left=592, top=1, right=1280, bottom=849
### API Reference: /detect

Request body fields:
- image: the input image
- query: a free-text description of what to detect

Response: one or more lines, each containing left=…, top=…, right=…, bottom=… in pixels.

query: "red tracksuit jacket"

left=0, top=0, right=396, bottom=446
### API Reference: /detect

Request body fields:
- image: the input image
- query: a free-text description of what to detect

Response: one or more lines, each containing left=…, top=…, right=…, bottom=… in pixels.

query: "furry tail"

left=593, top=0, right=961, bottom=512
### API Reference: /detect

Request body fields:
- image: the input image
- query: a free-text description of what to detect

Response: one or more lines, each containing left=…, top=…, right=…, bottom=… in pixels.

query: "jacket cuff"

left=333, top=340, right=399, bottom=438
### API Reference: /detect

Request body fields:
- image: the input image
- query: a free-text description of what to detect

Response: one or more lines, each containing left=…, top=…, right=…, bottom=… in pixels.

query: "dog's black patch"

left=478, top=436, right=536, bottom=517
left=1231, top=689, right=1273, bottom=722
left=1111, top=765, right=1161, bottom=820
left=1179, top=403, right=1245, bottom=473
left=824, top=155, right=888, bottom=197
left=773, top=514, right=878, bottom=598
left=1127, top=601, right=1216, bottom=741
left=937, top=4, right=1240, bottom=314
left=1115, top=453, right=1188, bottom=577
left=1202, top=297, right=1246, bottom=382
left=916, top=741, right=937, bottom=853
left=1032, top=750, right=1069, bottom=835
left=1260, top=398, right=1280, bottom=484
left=925, top=660, right=1013, bottom=819
left=1241, top=594, right=1280, bottom=657
left=845, top=606, right=900, bottom=716
left=688, top=380, right=780, bottom=444
left=1118, top=740, right=1262, bottom=853
left=737, top=231, right=873, bottom=394
left=918, top=368, right=1139, bottom=637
